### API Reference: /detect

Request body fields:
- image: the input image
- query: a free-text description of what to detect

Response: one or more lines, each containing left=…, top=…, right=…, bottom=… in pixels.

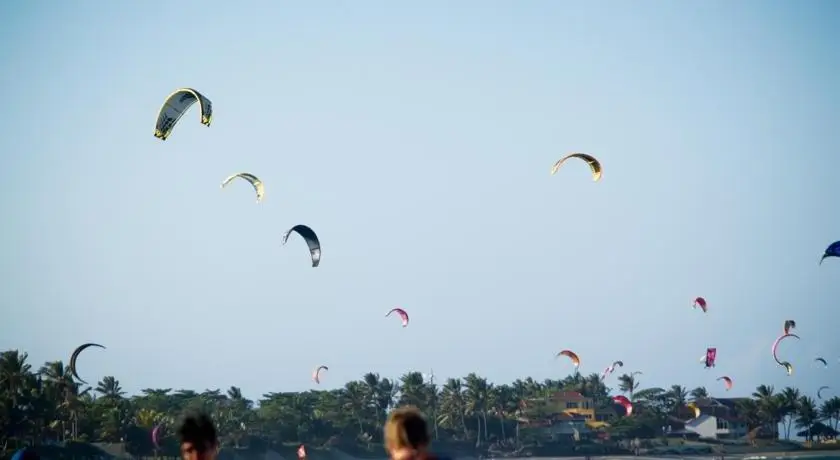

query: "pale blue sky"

left=1, top=1, right=839, bottom=402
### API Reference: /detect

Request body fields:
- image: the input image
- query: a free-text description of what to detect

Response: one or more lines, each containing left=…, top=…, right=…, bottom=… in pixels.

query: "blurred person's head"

left=384, top=406, right=430, bottom=460
left=178, top=412, right=219, bottom=460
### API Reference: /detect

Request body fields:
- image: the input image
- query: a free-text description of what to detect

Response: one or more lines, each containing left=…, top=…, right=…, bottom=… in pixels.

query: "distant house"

left=685, top=413, right=747, bottom=439
left=595, top=403, right=624, bottom=423
left=519, top=412, right=590, bottom=440
left=518, top=391, right=595, bottom=440
left=684, top=397, right=772, bottom=440
left=548, top=391, right=596, bottom=421
left=663, top=416, right=701, bottom=439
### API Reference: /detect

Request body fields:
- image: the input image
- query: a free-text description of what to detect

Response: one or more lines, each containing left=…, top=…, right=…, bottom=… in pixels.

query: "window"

left=716, top=418, right=729, bottom=430
left=566, top=402, right=579, bottom=409
left=583, top=401, right=591, bottom=409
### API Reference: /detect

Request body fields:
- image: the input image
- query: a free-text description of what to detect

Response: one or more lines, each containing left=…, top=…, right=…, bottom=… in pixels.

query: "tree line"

left=2, top=349, right=839, bottom=457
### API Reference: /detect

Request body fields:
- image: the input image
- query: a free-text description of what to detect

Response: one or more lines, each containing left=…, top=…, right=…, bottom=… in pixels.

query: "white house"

left=684, top=414, right=748, bottom=439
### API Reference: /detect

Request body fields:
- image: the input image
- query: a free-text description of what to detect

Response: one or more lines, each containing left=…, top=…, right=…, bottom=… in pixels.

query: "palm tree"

left=634, top=387, right=667, bottom=413
left=667, top=385, right=688, bottom=415
left=342, top=380, right=369, bottom=435
left=820, top=396, right=840, bottom=432
left=778, top=387, right=801, bottom=439
left=796, top=396, right=818, bottom=442
left=0, top=350, right=31, bottom=406
left=398, top=372, right=427, bottom=408
left=752, top=384, right=781, bottom=438
left=0, top=350, right=35, bottom=443
left=463, top=373, right=490, bottom=445
left=489, top=384, right=517, bottom=440
left=617, top=374, right=639, bottom=400
left=95, top=376, right=125, bottom=402
left=438, top=378, right=469, bottom=439
left=689, top=386, right=708, bottom=400
left=361, top=373, right=386, bottom=428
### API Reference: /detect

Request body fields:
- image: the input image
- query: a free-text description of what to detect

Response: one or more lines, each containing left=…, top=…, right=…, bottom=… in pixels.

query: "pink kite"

left=386, top=308, right=409, bottom=327
left=703, top=347, right=717, bottom=368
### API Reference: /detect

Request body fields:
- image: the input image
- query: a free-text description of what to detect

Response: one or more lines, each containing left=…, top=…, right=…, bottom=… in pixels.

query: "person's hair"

left=384, top=406, right=430, bottom=453
left=178, top=412, right=218, bottom=452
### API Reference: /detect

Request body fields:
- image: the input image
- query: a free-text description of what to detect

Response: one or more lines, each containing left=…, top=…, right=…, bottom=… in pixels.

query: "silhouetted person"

left=178, top=412, right=219, bottom=460
left=384, top=406, right=450, bottom=460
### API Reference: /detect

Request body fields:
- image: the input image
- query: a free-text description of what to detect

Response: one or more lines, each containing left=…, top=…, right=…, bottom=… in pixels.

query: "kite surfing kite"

left=601, top=360, right=624, bottom=380
left=701, top=348, right=717, bottom=368
left=692, top=297, right=707, bottom=312
left=386, top=308, right=409, bottom=327
left=772, top=334, right=799, bottom=365
left=557, top=350, right=581, bottom=369
left=820, top=241, right=840, bottom=264
left=816, top=357, right=828, bottom=367
left=717, top=376, right=733, bottom=391
left=819, top=386, right=831, bottom=399
left=282, top=225, right=321, bottom=267
left=783, top=320, right=796, bottom=334
left=630, top=371, right=643, bottom=377
left=613, top=395, right=633, bottom=416
left=153, top=88, right=212, bottom=140
left=152, top=425, right=162, bottom=449
left=550, top=153, right=602, bottom=181
left=221, top=173, right=264, bottom=203
left=686, top=402, right=700, bottom=418
left=780, top=361, right=794, bottom=376
left=312, top=365, right=328, bottom=384
left=69, top=343, right=105, bottom=384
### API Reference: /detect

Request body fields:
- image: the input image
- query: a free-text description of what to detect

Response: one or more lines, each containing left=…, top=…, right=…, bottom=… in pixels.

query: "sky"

left=1, top=1, right=839, bottom=403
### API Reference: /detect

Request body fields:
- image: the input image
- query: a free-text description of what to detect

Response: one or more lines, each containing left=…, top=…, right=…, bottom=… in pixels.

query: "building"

left=683, top=397, right=753, bottom=440
left=684, top=414, right=747, bottom=439
left=595, top=404, right=621, bottom=423
left=547, top=391, right=596, bottom=421
left=518, top=391, right=595, bottom=439
left=519, top=412, right=590, bottom=439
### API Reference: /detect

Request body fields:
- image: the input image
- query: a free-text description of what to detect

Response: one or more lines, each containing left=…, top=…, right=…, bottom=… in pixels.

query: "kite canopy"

left=221, top=173, right=264, bottom=203
left=551, top=153, right=602, bottom=181
left=69, top=343, right=105, bottom=384
left=282, top=225, right=321, bottom=267
left=312, top=365, right=328, bottom=384
left=154, top=88, right=212, bottom=140
left=386, top=308, right=409, bottom=327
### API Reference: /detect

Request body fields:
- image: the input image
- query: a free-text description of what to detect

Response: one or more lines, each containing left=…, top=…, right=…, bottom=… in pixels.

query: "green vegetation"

left=2, top=350, right=840, bottom=458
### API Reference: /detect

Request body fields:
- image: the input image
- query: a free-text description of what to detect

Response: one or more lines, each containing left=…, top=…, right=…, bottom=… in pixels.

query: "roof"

left=550, top=391, right=589, bottom=401
left=692, top=397, right=723, bottom=408
left=692, top=396, right=749, bottom=408
left=713, top=397, right=750, bottom=410
left=685, top=414, right=712, bottom=427
left=684, top=412, right=744, bottom=425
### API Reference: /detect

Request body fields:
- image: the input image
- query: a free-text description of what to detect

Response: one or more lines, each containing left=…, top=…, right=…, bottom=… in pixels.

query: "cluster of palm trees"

left=2, top=349, right=839, bottom=456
